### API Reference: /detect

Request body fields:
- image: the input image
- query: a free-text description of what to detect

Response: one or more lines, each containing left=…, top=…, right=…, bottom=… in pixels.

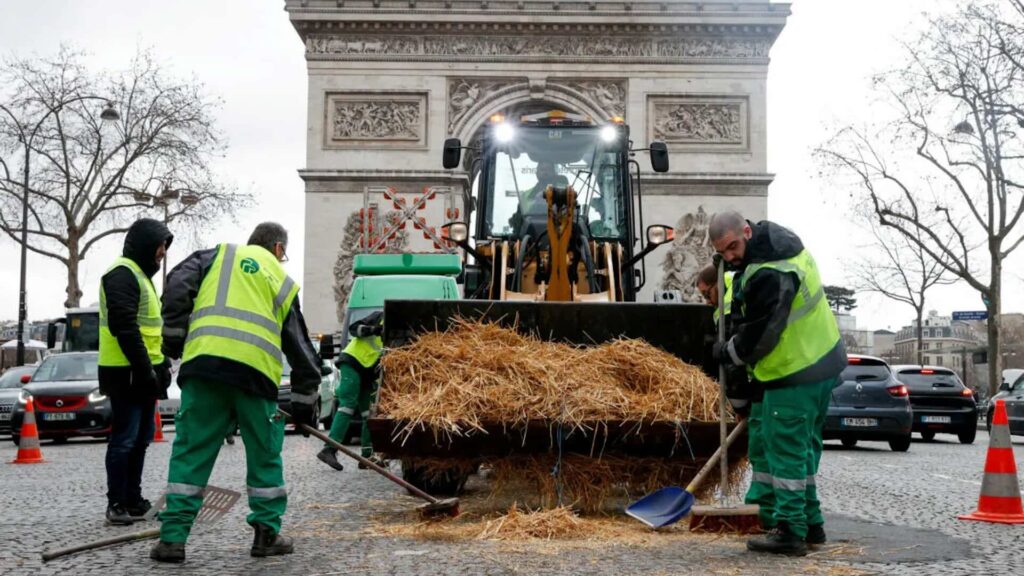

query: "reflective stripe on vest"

left=739, top=250, right=840, bottom=384
left=343, top=333, right=383, bottom=369
left=713, top=271, right=735, bottom=323
left=181, top=244, right=299, bottom=385
left=98, top=257, right=164, bottom=367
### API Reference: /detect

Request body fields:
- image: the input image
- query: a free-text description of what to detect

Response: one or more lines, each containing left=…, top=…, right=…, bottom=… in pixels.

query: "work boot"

left=746, top=523, right=808, bottom=556
left=805, top=524, right=826, bottom=546
left=105, top=503, right=134, bottom=526
left=127, top=499, right=153, bottom=521
left=225, top=434, right=235, bottom=445
left=317, top=447, right=344, bottom=471
left=250, top=523, right=294, bottom=557
left=150, top=541, right=185, bottom=563
left=358, top=455, right=387, bottom=470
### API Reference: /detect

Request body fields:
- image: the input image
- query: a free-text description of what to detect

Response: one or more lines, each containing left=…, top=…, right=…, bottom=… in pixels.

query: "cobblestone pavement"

left=1, top=428, right=1021, bottom=575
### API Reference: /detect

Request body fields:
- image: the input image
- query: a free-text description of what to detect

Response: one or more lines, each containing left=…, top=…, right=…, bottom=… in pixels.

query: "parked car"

left=986, top=371, right=1024, bottom=436
left=9, top=351, right=110, bottom=444
left=276, top=358, right=336, bottom=431
left=823, top=354, right=913, bottom=452
left=891, top=364, right=978, bottom=444
left=0, top=365, right=38, bottom=435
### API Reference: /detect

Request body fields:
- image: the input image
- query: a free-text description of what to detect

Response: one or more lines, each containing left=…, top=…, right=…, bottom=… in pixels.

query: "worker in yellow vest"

left=708, top=212, right=845, bottom=557
left=99, top=218, right=174, bottom=526
left=151, top=222, right=323, bottom=563
left=695, top=263, right=754, bottom=416
left=317, top=311, right=384, bottom=471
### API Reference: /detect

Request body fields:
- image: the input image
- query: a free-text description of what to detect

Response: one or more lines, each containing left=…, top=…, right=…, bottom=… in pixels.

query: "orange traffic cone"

left=958, top=399, right=1024, bottom=524
left=10, top=398, right=45, bottom=464
left=152, top=400, right=165, bottom=443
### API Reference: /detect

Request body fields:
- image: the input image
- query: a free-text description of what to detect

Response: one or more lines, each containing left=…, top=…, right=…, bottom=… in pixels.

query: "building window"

left=935, top=357, right=943, bottom=366
left=923, top=355, right=930, bottom=365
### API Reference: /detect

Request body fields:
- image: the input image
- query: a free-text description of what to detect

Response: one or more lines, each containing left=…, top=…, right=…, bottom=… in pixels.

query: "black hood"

left=743, top=220, right=804, bottom=265
left=123, top=218, right=174, bottom=277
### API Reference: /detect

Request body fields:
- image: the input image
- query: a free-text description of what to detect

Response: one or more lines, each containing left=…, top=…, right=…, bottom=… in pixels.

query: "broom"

left=688, top=256, right=760, bottom=534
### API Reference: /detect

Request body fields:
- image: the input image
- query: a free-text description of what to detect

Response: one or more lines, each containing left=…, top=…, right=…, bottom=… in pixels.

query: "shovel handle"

left=280, top=410, right=441, bottom=505
left=41, top=527, right=161, bottom=562
left=685, top=419, right=747, bottom=495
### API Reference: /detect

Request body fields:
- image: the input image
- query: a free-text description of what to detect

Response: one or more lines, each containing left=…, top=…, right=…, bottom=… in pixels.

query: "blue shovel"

left=625, top=419, right=747, bottom=528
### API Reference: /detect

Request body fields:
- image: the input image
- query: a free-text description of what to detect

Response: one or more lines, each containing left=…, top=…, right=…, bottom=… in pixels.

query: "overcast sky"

left=0, top=0, right=1015, bottom=332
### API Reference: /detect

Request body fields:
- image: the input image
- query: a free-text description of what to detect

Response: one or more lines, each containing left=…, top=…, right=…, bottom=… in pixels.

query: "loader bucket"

left=368, top=300, right=745, bottom=463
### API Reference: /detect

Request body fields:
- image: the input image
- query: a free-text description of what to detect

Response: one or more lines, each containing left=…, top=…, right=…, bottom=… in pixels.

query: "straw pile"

left=476, top=505, right=585, bottom=540
left=378, top=318, right=723, bottom=440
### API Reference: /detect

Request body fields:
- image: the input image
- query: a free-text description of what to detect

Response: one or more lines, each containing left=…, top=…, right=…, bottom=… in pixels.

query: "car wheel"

left=51, top=436, right=69, bottom=445
left=920, top=430, right=936, bottom=441
left=841, top=437, right=858, bottom=449
left=889, top=436, right=912, bottom=452
left=11, top=434, right=20, bottom=446
left=958, top=426, right=977, bottom=445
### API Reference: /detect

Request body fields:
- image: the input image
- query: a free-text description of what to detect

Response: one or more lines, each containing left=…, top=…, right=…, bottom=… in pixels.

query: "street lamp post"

left=0, top=98, right=119, bottom=366
left=130, top=183, right=200, bottom=287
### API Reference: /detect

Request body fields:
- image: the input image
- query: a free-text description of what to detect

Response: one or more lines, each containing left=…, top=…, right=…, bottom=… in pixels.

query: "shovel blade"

left=625, top=486, right=694, bottom=529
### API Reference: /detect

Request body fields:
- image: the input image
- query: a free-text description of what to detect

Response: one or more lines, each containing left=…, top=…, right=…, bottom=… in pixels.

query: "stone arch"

left=452, top=83, right=609, bottom=143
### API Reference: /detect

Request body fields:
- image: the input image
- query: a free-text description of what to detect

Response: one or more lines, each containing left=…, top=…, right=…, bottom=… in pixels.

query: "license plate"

left=43, top=412, right=76, bottom=421
left=922, top=415, right=951, bottom=424
left=843, top=417, right=878, bottom=427
left=0, top=413, right=10, bottom=421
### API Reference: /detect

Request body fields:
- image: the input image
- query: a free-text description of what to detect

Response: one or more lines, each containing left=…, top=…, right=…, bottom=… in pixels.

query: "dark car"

left=824, top=354, right=913, bottom=451
left=986, top=372, right=1024, bottom=436
left=892, top=365, right=978, bottom=444
left=9, top=352, right=111, bottom=444
left=0, top=365, right=38, bottom=435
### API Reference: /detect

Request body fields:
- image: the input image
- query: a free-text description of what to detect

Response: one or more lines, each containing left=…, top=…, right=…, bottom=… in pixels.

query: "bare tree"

left=816, top=1, right=1024, bottom=396
left=0, top=47, right=248, bottom=308
left=852, top=224, right=955, bottom=364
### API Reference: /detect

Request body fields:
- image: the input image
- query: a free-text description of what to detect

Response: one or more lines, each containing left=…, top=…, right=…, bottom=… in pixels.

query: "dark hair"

left=697, top=263, right=717, bottom=287
left=708, top=211, right=747, bottom=242
left=247, top=222, right=288, bottom=253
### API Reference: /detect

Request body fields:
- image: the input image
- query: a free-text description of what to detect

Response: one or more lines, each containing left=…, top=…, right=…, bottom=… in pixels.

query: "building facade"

left=285, top=0, right=790, bottom=333
left=893, top=311, right=982, bottom=371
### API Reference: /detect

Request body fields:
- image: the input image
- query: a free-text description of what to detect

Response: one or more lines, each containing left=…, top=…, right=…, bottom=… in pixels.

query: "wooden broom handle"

left=686, top=419, right=747, bottom=494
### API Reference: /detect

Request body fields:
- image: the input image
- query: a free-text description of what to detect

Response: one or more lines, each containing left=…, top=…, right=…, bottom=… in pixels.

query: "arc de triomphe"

left=285, top=0, right=790, bottom=334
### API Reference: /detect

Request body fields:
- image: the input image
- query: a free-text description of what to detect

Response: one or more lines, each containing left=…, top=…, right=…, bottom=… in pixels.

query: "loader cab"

left=442, top=111, right=672, bottom=302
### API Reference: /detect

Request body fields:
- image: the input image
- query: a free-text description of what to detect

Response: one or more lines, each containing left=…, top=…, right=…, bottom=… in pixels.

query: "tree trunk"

left=988, top=258, right=1002, bottom=398
left=65, top=232, right=82, bottom=309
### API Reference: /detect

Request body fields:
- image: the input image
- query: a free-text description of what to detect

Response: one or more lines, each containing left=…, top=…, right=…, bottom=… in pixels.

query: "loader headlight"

left=600, top=125, right=619, bottom=143
left=494, top=122, right=515, bottom=143
left=445, top=222, right=469, bottom=243
left=88, top=389, right=107, bottom=404
left=646, top=225, right=675, bottom=246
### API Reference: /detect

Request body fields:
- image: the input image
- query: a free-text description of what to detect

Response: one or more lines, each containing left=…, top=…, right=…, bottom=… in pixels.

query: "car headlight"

left=88, top=389, right=107, bottom=403
left=17, top=389, right=31, bottom=405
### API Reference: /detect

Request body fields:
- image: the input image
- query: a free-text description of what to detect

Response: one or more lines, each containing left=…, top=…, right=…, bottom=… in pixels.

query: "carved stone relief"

left=306, top=34, right=772, bottom=62
left=556, top=79, right=627, bottom=119
left=648, top=96, right=748, bottom=150
left=325, top=92, right=427, bottom=148
left=660, top=206, right=714, bottom=303
left=447, top=78, right=521, bottom=135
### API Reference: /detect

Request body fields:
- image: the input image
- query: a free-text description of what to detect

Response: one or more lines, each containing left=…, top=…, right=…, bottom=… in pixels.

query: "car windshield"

left=486, top=126, right=626, bottom=240
left=0, top=367, right=34, bottom=389
left=840, top=362, right=889, bottom=382
left=32, top=353, right=98, bottom=382
left=898, top=369, right=961, bottom=389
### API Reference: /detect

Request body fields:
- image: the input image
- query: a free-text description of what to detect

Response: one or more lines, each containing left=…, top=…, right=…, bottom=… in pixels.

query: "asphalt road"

left=1, top=427, right=1022, bottom=575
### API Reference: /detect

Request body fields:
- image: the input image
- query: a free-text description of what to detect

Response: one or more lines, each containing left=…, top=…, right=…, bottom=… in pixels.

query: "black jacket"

left=727, top=220, right=846, bottom=389
left=160, top=246, right=321, bottom=401
left=98, top=219, right=174, bottom=400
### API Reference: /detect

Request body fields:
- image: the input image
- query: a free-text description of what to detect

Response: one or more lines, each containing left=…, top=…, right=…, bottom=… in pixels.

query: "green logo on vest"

left=240, top=258, right=260, bottom=274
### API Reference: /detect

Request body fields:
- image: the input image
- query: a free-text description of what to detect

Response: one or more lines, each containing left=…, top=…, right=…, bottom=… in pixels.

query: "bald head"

left=708, top=211, right=747, bottom=242
left=708, top=211, right=753, bottom=266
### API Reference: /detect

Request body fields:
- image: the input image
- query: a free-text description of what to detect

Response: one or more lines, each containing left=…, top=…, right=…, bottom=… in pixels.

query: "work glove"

left=155, top=359, right=173, bottom=400
left=132, top=365, right=158, bottom=391
left=288, top=398, right=317, bottom=437
left=712, top=340, right=737, bottom=365
left=319, top=365, right=333, bottom=377
left=350, top=311, right=384, bottom=338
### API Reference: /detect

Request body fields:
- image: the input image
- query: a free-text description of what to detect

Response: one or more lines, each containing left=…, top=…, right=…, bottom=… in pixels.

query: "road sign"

left=952, top=311, right=988, bottom=321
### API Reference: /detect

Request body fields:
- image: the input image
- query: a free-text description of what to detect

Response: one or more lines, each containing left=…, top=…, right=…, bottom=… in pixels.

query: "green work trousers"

left=326, top=364, right=376, bottom=457
left=756, top=378, right=834, bottom=538
left=744, top=401, right=775, bottom=529
left=159, top=377, right=287, bottom=543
